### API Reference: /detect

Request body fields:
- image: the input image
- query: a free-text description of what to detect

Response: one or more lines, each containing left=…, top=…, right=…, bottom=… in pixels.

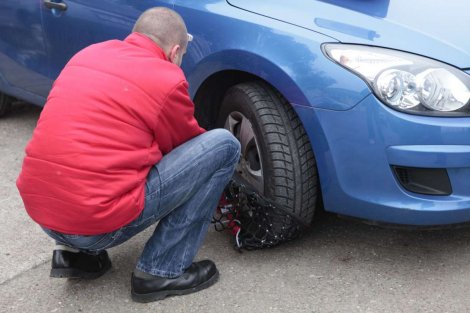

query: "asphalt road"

left=2, top=102, right=470, bottom=313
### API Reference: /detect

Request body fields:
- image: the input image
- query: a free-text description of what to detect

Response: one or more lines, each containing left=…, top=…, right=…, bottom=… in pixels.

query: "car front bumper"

left=294, top=94, right=470, bottom=225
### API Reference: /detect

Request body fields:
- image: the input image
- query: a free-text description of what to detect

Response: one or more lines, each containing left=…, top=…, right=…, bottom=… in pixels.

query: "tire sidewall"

left=217, top=85, right=276, bottom=197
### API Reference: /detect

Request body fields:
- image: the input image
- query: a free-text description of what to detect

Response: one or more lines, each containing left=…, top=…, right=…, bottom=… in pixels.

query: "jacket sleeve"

left=156, top=80, right=206, bottom=155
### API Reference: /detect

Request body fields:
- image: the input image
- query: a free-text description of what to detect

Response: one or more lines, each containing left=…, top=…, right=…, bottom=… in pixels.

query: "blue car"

left=1, top=0, right=470, bottom=227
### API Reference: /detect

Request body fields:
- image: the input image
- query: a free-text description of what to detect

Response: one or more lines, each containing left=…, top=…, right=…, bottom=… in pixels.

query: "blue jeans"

left=43, top=129, right=240, bottom=278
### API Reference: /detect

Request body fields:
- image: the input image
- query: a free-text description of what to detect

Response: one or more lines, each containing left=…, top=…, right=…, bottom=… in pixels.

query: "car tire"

left=217, top=81, right=318, bottom=224
left=0, top=93, right=13, bottom=117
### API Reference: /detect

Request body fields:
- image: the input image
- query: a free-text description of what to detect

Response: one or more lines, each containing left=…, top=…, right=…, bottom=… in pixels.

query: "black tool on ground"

left=212, top=178, right=307, bottom=250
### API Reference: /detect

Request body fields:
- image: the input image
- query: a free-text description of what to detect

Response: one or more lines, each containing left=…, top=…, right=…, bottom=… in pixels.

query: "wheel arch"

left=187, top=49, right=310, bottom=128
left=193, top=69, right=257, bottom=129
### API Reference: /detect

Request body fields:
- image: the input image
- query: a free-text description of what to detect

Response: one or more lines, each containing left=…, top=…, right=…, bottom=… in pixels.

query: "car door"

left=40, top=0, right=175, bottom=80
left=0, top=0, right=51, bottom=104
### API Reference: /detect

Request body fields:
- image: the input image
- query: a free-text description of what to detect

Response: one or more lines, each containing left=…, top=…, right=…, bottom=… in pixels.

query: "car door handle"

left=43, top=0, right=68, bottom=11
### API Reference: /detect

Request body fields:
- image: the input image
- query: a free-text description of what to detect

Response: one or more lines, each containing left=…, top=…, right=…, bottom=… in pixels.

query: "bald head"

left=133, top=7, right=189, bottom=54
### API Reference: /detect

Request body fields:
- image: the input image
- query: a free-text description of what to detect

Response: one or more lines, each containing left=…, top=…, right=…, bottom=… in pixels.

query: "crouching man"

left=16, top=7, right=240, bottom=303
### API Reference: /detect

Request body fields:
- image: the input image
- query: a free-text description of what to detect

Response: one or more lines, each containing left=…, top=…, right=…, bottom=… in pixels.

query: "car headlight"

left=323, top=44, right=470, bottom=116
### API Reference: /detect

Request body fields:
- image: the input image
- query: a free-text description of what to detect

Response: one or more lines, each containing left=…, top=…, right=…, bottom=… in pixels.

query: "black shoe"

left=131, top=260, right=219, bottom=303
left=50, top=249, right=112, bottom=279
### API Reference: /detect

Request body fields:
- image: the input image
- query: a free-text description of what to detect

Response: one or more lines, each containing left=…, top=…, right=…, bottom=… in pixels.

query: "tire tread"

left=222, top=82, right=318, bottom=223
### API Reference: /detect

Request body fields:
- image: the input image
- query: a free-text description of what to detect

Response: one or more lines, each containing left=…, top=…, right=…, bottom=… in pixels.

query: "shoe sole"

left=131, top=269, right=220, bottom=303
left=50, top=262, right=112, bottom=279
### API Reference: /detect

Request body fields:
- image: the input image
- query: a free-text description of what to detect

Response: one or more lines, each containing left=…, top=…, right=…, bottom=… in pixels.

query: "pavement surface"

left=2, top=102, right=470, bottom=313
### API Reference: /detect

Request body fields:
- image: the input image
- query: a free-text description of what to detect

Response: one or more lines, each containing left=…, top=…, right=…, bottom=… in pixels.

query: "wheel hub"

left=224, top=111, right=264, bottom=194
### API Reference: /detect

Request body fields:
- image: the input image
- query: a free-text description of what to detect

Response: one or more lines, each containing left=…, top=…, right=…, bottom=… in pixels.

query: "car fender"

left=183, top=23, right=370, bottom=111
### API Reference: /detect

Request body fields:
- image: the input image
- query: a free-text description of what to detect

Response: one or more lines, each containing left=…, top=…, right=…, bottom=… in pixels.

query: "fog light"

left=392, top=166, right=452, bottom=195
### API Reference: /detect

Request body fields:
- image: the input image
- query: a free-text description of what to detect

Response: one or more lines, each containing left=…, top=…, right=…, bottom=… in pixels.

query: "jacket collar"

left=124, top=32, right=169, bottom=61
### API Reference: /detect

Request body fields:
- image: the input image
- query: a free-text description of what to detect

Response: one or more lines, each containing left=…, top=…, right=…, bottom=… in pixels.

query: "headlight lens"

left=323, top=44, right=470, bottom=115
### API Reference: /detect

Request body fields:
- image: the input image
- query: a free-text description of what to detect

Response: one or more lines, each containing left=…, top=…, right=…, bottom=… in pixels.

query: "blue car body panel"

left=294, top=95, right=470, bottom=225
left=0, top=1, right=51, bottom=104
left=175, top=1, right=370, bottom=110
left=228, top=0, right=470, bottom=68
left=1, top=0, right=470, bottom=225
left=41, top=1, right=171, bottom=80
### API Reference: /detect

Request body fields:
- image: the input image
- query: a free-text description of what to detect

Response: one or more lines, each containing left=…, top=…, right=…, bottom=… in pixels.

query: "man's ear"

left=168, top=45, right=181, bottom=65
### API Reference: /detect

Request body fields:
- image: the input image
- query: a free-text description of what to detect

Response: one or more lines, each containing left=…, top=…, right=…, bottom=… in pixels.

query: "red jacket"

left=16, top=33, right=205, bottom=235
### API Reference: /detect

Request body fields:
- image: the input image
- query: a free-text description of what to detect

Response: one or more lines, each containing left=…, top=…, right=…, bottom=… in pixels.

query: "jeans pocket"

left=102, top=230, right=124, bottom=250
left=42, top=226, right=124, bottom=251
left=88, top=230, right=124, bottom=251
left=59, top=230, right=121, bottom=251
left=62, top=234, right=82, bottom=240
